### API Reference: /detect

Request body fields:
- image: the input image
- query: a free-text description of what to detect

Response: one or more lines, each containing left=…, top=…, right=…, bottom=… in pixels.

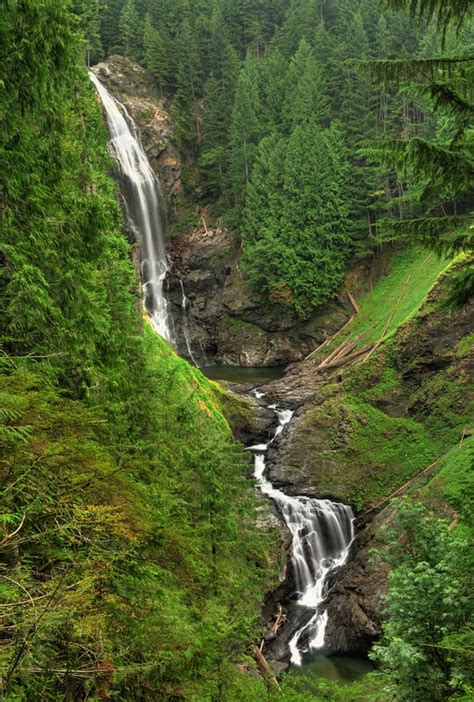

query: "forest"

left=0, top=0, right=473, bottom=701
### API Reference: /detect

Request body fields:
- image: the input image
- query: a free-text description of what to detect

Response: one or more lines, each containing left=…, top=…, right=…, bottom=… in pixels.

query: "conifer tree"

left=366, top=0, right=474, bottom=302
left=143, top=14, right=169, bottom=94
left=228, top=53, right=264, bottom=207
left=242, top=121, right=351, bottom=316
left=282, top=38, right=331, bottom=132
left=256, top=46, right=288, bottom=133
left=99, top=0, right=125, bottom=55
left=73, top=0, right=103, bottom=65
left=119, top=0, right=143, bottom=61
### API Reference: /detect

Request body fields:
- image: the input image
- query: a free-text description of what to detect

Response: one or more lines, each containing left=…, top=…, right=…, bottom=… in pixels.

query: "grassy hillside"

left=287, top=261, right=472, bottom=511
left=0, top=327, right=283, bottom=700
left=316, top=247, right=451, bottom=359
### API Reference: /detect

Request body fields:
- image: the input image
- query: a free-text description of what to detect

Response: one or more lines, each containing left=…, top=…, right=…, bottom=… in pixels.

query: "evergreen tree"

left=228, top=53, right=264, bottom=207
left=119, top=0, right=143, bottom=61
left=99, top=0, right=125, bottom=55
left=366, top=0, right=474, bottom=302
left=282, top=38, right=331, bottom=132
left=242, top=121, right=351, bottom=316
left=143, top=14, right=169, bottom=94
left=257, top=46, right=288, bottom=133
left=73, top=0, right=103, bottom=65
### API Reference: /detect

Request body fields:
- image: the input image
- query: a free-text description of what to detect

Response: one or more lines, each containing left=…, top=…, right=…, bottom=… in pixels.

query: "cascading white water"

left=90, top=72, right=171, bottom=341
left=249, top=397, right=354, bottom=667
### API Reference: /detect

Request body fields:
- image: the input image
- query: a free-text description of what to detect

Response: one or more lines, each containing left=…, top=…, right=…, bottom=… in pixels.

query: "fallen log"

left=271, top=604, right=287, bottom=635
left=254, top=646, right=280, bottom=690
left=318, top=338, right=354, bottom=368
left=305, top=289, right=360, bottom=360
left=317, top=345, right=374, bottom=372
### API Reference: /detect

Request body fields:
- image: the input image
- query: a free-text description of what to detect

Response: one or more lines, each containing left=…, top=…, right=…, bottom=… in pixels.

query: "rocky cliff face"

left=167, top=221, right=352, bottom=366
left=92, top=56, right=182, bottom=217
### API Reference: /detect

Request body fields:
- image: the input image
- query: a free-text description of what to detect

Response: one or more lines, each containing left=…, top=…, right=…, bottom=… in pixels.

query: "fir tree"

left=228, top=52, right=264, bottom=207
left=143, top=14, right=169, bottom=94
left=282, top=38, right=331, bottom=132
left=365, top=0, right=474, bottom=302
left=119, top=0, right=143, bottom=61
left=73, top=0, right=103, bottom=65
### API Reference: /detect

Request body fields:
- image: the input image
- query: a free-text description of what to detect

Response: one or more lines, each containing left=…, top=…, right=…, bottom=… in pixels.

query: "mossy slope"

left=283, top=263, right=473, bottom=511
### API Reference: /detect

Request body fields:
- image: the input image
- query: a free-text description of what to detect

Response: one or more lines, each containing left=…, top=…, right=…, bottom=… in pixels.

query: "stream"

left=248, top=390, right=361, bottom=678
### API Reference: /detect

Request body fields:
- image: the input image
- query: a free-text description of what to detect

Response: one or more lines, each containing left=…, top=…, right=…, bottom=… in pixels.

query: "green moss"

left=298, top=394, right=442, bottom=510
left=346, top=397, right=442, bottom=509
left=455, top=332, right=474, bottom=358
left=422, top=437, right=474, bottom=522
left=319, top=249, right=451, bottom=361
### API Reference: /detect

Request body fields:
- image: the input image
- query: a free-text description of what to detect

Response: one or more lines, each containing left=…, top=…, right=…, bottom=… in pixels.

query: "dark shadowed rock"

left=324, top=509, right=392, bottom=653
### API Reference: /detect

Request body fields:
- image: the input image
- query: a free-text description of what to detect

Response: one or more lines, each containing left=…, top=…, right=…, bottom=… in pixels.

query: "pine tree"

left=99, top=0, right=125, bottom=55
left=73, top=0, right=103, bottom=65
left=256, top=46, right=288, bottom=133
left=282, top=38, right=331, bottom=132
left=143, top=14, right=170, bottom=94
left=228, top=53, right=263, bottom=208
left=242, top=122, right=351, bottom=316
left=365, top=0, right=474, bottom=302
left=119, top=0, right=143, bottom=61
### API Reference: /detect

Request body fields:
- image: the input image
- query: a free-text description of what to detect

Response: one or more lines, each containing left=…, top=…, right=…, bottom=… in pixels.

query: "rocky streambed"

left=226, top=374, right=388, bottom=674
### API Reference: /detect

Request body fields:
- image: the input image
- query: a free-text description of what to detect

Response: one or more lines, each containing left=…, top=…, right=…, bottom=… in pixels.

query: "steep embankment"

left=259, top=252, right=473, bottom=657
left=0, top=13, right=282, bottom=699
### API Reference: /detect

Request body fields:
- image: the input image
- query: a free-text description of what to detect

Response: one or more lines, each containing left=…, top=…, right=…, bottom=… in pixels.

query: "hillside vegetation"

left=0, top=5, right=278, bottom=699
left=289, top=262, right=472, bottom=510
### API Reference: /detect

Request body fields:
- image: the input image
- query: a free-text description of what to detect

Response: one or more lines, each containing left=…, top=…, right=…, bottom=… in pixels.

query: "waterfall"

left=249, top=397, right=354, bottom=666
left=178, top=279, right=199, bottom=366
left=89, top=72, right=171, bottom=341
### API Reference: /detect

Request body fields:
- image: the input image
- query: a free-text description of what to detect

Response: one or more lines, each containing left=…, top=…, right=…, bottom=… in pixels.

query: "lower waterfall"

left=249, top=396, right=355, bottom=666
left=177, top=279, right=199, bottom=366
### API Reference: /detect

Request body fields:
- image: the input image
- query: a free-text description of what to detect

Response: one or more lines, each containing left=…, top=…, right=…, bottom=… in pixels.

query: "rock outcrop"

left=167, top=221, right=353, bottom=366
left=258, top=271, right=473, bottom=657
left=92, top=56, right=182, bottom=217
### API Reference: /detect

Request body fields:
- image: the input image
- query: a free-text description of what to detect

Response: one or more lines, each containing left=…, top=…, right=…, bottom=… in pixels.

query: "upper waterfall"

left=89, top=72, right=171, bottom=341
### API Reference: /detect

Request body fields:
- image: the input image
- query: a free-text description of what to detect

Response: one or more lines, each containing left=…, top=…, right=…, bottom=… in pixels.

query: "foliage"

left=241, top=122, right=350, bottom=316
left=370, top=499, right=474, bottom=701
left=363, top=1, right=474, bottom=303
left=0, top=3, right=277, bottom=698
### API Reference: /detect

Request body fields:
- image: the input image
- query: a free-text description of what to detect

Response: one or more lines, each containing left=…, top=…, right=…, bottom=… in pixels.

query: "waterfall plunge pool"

left=201, top=365, right=287, bottom=384
left=288, top=646, right=374, bottom=684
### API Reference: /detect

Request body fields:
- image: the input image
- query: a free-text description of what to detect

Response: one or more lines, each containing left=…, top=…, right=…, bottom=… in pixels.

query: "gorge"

left=2, top=2, right=472, bottom=701
left=91, top=65, right=363, bottom=674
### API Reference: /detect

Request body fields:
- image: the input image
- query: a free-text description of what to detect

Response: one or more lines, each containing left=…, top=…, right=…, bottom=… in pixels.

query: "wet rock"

left=166, top=222, right=353, bottom=367
left=264, top=608, right=309, bottom=664
left=92, top=55, right=182, bottom=217
left=324, top=509, right=392, bottom=654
